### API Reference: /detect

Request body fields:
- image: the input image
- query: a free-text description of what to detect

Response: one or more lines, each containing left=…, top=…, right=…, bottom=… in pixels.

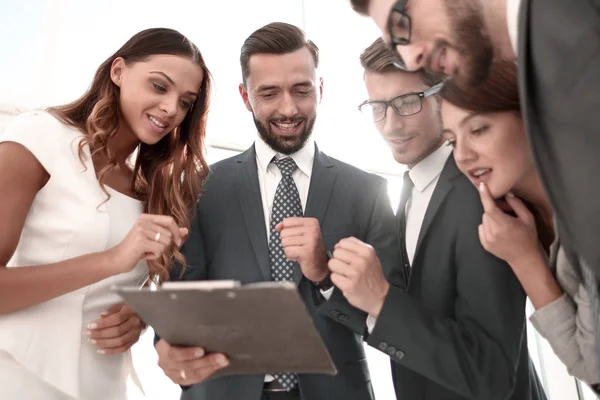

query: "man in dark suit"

left=347, top=0, right=600, bottom=282
left=154, top=22, right=400, bottom=400
left=325, top=37, right=546, bottom=399
left=349, top=0, right=600, bottom=387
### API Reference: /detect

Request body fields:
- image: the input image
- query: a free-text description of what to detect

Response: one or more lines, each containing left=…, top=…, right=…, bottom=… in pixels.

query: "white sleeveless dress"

left=0, top=111, right=147, bottom=399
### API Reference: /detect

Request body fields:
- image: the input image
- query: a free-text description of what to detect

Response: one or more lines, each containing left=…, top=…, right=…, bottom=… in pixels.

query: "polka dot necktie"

left=268, top=156, right=302, bottom=390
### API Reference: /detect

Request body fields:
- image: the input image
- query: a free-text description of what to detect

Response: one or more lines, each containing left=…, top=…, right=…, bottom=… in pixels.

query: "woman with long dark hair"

left=0, top=28, right=212, bottom=399
left=440, top=61, right=599, bottom=389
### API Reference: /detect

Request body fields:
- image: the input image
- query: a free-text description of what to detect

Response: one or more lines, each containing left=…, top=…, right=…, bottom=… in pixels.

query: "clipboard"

left=115, top=281, right=337, bottom=378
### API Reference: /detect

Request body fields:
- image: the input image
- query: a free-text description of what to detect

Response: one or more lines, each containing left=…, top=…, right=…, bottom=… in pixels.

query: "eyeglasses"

left=358, top=83, right=443, bottom=123
left=387, top=0, right=411, bottom=70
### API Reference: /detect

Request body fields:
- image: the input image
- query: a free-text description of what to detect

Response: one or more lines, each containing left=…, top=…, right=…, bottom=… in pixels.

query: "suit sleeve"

left=316, top=178, right=403, bottom=335
left=366, top=186, right=526, bottom=400
left=529, top=250, right=600, bottom=384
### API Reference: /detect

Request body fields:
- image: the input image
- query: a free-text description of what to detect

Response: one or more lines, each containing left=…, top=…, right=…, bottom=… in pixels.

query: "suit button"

left=386, top=346, right=396, bottom=356
left=329, top=310, right=340, bottom=318
left=395, top=350, right=405, bottom=360
left=379, top=342, right=388, bottom=352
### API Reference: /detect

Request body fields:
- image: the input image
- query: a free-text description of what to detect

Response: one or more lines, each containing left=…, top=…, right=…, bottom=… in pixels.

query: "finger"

left=86, top=316, right=141, bottom=339
left=164, top=353, right=229, bottom=384
left=92, top=326, right=141, bottom=349
left=165, top=345, right=206, bottom=363
left=478, top=224, right=490, bottom=250
left=97, top=303, right=124, bottom=319
left=327, top=258, right=354, bottom=278
left=144, top=222, right=173, bottom=246
left=144, top=240, right=167, bottom=260
left=330, top=271, right=352, bottom=291
left=279, top=226, right=307, bottom=239
left=178, top=227, right=189, bottom=247
left=478, top=182, right=499, bottom=214
left=97, top=338, right=139, bottom=355
left=281, top=235, right=307, bottom=248
left=145, top=215, right=182, bottom=247
left=86, top=305, right=137, bottom=330
left=334, top=237, right=368, bottom=254
left=331, top=247, right=360, bottom=265
left=505, top=193, right=535, bottom=226
left=276, top=217, right=308, bottom=231
left=282, top=246, right=302, bottom=261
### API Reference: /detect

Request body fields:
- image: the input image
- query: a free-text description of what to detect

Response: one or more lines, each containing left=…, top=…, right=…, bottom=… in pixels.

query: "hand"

left=328, top=237, right=389, bottom=316
left=478, top=183, right=540, bottom=265
left=155, top=339, right=229, bottom=386
left=105, top=214, right=188, bottom=275
left=276, top=217, right=328, bottom=282
left=83, top=303, right=143, bottom=354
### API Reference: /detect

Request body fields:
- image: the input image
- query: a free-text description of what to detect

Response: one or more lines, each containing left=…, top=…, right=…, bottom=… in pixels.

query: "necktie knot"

left=273, top=157, right=298, bottom=178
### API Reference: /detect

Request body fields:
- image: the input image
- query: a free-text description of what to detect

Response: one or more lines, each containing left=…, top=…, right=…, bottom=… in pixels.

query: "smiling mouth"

left=470, top=168, right=491, bottom=180
left=148, top=115, right=168, bottom=129
left=270, top=120, right=304, bottom=134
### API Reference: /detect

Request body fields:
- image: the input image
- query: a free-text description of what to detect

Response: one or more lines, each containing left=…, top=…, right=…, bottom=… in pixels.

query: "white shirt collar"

left=255, top=135, right=315, bottom=178
left=507, top=0, right=522, bottom=57
left=408, top=144, right=453, bottom=192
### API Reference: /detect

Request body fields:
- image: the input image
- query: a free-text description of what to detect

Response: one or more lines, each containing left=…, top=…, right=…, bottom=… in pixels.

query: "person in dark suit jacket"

left=348, top=0, right=600, bottom=385
left=325, top=37, right=546, bottom=400
left=153, top=22, right=400, bottom=400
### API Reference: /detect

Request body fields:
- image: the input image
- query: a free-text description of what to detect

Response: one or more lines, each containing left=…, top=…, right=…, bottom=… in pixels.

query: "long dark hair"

left=441, top=61, right=554, bottom=250
left=48, top=28, right=212, bottom=282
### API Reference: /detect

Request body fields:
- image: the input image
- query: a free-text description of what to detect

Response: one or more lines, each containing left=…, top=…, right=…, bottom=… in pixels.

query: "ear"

left=318, top=77, right=324, bottom=104
left=239, top=83, right=253, bottom=112
left=110, top=57, right=127, bottom=87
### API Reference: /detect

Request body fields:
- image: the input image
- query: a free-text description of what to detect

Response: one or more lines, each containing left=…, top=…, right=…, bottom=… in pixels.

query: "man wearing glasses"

left=327, top=37, right=546, bottom=400
left=347, top=2, right=600, bottom=354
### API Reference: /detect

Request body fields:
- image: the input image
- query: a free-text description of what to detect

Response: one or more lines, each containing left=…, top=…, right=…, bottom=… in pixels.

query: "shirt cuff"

left=320, top=286, right=334, bottom=300
left=366, top=314, right=377, bottom=334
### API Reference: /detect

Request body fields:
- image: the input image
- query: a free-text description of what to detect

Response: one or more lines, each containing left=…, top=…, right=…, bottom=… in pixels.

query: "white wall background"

left=0, top=0, right=595, bottom=399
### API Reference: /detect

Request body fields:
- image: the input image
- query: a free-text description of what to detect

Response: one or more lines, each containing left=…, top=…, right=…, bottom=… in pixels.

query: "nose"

left=160, top=95, right=178, bottom=117
left=452, top=137, right=476, bottom=166
left=278, top=92, right=299, bottom=118
left=396, top=43, right=426, bottom=72
left=382, top=106, right=406, bottom=135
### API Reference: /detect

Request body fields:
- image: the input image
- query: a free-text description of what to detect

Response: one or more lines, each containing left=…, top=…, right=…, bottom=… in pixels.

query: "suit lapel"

left=414, top=155, right=461, bottom=258
left=296, top=145, right=337, bottom=284
left=235, top=146, right=271, bottom=281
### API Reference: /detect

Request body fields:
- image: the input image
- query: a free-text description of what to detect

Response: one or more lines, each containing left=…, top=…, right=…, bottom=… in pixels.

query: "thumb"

left=102, top=303, right=124, bottom=317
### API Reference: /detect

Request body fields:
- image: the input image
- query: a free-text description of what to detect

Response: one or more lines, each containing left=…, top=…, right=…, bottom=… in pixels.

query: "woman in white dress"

left=0, top=28, right=212, bottom=399
left=440, top=61, right=600, bottom=392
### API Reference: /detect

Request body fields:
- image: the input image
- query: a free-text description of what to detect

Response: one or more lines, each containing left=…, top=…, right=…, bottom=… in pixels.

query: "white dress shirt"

left=507, top=0, right=522, bottom=57
left=404, top=144, right=453, bottom=264
left=254, top=136, right=314, bottom=240
left=367, top=144, right=452, bottom=333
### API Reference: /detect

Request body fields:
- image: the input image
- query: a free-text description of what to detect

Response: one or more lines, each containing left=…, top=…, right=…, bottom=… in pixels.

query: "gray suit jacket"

left=367, top=155, right=547, bottom=400
left=518, top=0, right=600, bottom=276
left=170, top=144, right=400, bottom=400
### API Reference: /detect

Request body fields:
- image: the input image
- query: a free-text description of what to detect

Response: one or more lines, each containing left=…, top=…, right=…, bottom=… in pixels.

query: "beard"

left=252, top=114, right=316, bottom=155
left=442, top=0, right=495, bottom=87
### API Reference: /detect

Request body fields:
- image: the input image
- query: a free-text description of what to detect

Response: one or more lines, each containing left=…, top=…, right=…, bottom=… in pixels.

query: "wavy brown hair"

left=48, top=28, right=212, bottom=282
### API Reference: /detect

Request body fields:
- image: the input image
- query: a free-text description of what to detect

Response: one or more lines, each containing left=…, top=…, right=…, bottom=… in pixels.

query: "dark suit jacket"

left=518, top=0, right=600, bottom=276
left=170, top=144, right=400, bottom=400
left=367, top=155, right=547, bottom=400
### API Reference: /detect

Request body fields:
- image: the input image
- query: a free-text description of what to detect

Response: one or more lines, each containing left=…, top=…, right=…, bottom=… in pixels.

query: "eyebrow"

left=459, top=112, right=481, bottom=127
left=256, top=81, right=314, bottom=92
left=149, top=71, right=198, bottom=97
